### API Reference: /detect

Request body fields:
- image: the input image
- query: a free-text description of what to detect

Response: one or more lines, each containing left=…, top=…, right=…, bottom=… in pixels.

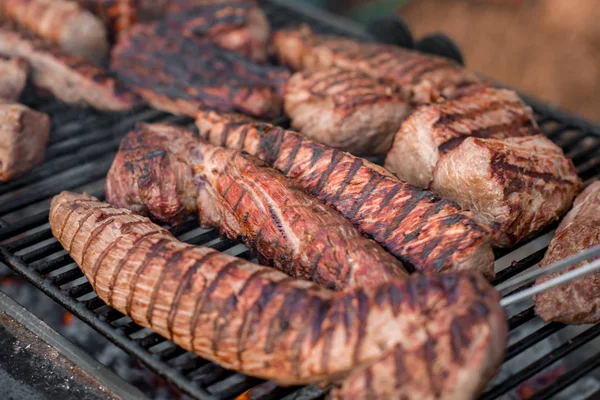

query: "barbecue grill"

left=1, top=1, right=600, bottom=399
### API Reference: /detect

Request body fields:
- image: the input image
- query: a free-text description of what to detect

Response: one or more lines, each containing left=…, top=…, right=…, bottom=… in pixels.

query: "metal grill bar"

left=0, top=1, right=598, bottom=399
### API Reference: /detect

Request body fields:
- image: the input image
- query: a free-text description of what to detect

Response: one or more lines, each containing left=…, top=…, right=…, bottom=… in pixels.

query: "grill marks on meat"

left=196, top=111, right=494, bottom=277
left=166, top=0, right=270, bottom=62
left=0, top=101, right=50, bottom=181
left=0, top=22, right=137, bottom=111
left=272, top=25, right=484, bottom=105
left=0, top=0, right=109, bottom=63
left=534, top=181, right=600, bottom=324
left=105, top=123, right=407, bottom=290
left=284, top=67, right=412, bottom=156
left=111, top=23, right=288, bottom=118
left=0, top=56, right=28, bottom=101
left=49, top=191, right=507, bottom=399
left=385, top=88, right=583, bottom=246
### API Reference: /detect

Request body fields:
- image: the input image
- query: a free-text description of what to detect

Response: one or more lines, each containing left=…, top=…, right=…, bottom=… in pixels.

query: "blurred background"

left=289, top=0, right=600, bottom=122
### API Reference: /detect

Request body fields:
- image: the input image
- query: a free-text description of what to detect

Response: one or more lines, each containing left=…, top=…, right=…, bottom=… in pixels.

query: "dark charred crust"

left=378, top=183, right=403, bottom=213
left=258, top=125, right=285, bottom=164
left=309, top=144, right=325, bottom=168
left=381, top=190, right=432, bottom=241
left=346, top=174, right=383, bottom=220
left=438, top=120, right=534, bottom=154
left=389, top=283, right=403, bottom=317
left=450, top=318, right=470, bottom=362
left=283, top=136, right=302, bottom=176
left=352, top=289, right=369, bottom=364
left=419, top=237, right=444, bottom=264
left=146, top=249, right=185, bottom=328
left=212, top=294, right=239, bottom=353
left=313, top=150, right=344, bottom=195
left=310, top=298, right=330, bottom=346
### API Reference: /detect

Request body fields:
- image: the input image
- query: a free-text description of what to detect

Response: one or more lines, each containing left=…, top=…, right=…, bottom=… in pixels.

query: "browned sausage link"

left=196, top=111, right=495, bottom=278
left=49, top=192, right=506, bottom=398
left=105, top=123, right=407, bottom=290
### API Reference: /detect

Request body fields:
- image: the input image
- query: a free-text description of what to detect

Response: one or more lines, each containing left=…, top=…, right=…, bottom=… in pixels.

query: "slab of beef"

left=111, top=23, right=288, bottom=118
left=105, top=123, right=407, bottom=290
left=0, top=101, right=50, bottom=181
left=0, top=22, right=138, bottom=112
left=166, top=0, right=269, bottom=62
left=385, top=88, right=583, bottom=246
left=196, top=110, right=495, bottom=277
left=284, top=67, right=411, bottom=156
left=534, top=181, right=600, bottom=324
left=272, top=25, right=484, bottom=105
left=0, top=0, right=109, bottom=63
left=50, top=191, right=507, bottom=399
left=0, top=56, right=28, bottom=101
left=74, top=0, right=169, bottom=42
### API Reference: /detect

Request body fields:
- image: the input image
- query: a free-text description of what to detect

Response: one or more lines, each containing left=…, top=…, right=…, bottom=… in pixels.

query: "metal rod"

left=501, top=256, right=600, bottom=307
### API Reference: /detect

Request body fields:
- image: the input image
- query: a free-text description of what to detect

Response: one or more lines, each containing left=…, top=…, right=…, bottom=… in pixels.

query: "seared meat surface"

left=385, top=88, right=583, bottom=246
left=0, top=56, right=28, bottom=101
left=106, top=123, right=407, bottom=290
left=284, top=67, right=411, bottom=156
left=272, top=25, right=484, bottom=105
left=166, top=0, right=269, bottom=62
left=196, top=110, right=494, bottom=277
left=0, top=0, right=109, bottom=63
left=0, top=101, right=50, bottom=181
left=534, top=181, right=600, bottom=324
left=74, top=0, right=169, bottom=42
left=111, top=22, right=288, bottom=118
left=50, top=191, right=507, bottom=399
left=0, top=22, right=137, bottom=111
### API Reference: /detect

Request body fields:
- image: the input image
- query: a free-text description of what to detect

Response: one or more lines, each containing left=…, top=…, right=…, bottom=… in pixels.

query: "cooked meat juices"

left=272, top=25, right=484, bottom=105
left=534, top=181, right=600, bottom=324
left=196, top=111, right=495, bottom=277
left=284, top=67, right=411, bottom=156
left=385, top=88, right=583, bottom=246
left=0, top=22, right=137, bottom=112
left=105, top=123, right=407, bottom=290
left=111, top=22, right=288, bottom=118
left=166, top=0, right=270, bottom=62
left=0, top=101, right=50, bottom=181
left=50, top=191, right=507, bottom=399
left=74, top=0, right=169, bottom=42
left=0, top=56, right=28, bottom=101
left=0, top=0, right=109, bottom=63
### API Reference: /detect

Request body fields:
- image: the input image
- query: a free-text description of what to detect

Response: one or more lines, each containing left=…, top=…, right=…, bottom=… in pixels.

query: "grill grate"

left=1, top=1, right=600, bottom=399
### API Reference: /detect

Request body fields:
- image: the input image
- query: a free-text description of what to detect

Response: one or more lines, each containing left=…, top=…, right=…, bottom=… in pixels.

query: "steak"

left=284, top=67, right=411, bottom=156
left=111, top=22, right=288, bottom=118
left=74, top=0, right=169, bottom=42
left=272, top=25, right=484, bottom=105
left=385, top=88, right=583, bottom=246
left=0, top=0, right=109, bottom=63
left=196, top=110, right=495, bottom=278
left=166, top=0, right=270, bottom=62
left=0, top=101, right=50, bottom=181
left=534, top=181, right=600, bottom=324
left=50, top=191, right=507, bottom=399
left=0, top=21, right=138, bottom=112
left=105, top=123, right=407, bottom=290
left=0, top=56, right=28, bottom=101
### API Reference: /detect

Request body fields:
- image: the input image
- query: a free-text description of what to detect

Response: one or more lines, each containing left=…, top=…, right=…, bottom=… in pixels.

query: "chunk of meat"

left=196, top=110, right=495, bottom=277
left=105, top=123, right=407, bottom=290
left=0, top=101, right=50, bottom=181
left=534, top=181, right=600, bottom=324
left=0, top=0, right=109, bottom=63
left=0, top=56, right=28, bottom=101
left=49, top=191, right=507, bottom=399
left=111, top=22, right=288, bottom=118
left=284, top=67, right=411, bottom=156
left=0, top=21, right=138, bottom=111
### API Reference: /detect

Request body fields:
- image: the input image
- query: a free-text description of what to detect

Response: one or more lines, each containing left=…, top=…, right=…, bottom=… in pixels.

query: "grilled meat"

left=50, top=191, right=507, bottom=399
left=534, top=181, right=600, bottom=324
left=0, top=0, right=109, bottom=63
left=0, top=101, right=50, bottom=181
left=0, top=56, right=28, bottom=101
left=74, top=0, right=169, bottom=42
left=166, top=0, right=269, bottom=62
left=272, top=25, right=484, bottom=105
left=284, top=67, right=411, bottom=156
left=105, top=123, right=407, bottom=290
left=111, top=22, right=288, bottom=118
left=0, top=22, right=137, bottom=111
left=196, top=110, right=495, bottom=277
left=385, top=88, right=583, bottom=246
